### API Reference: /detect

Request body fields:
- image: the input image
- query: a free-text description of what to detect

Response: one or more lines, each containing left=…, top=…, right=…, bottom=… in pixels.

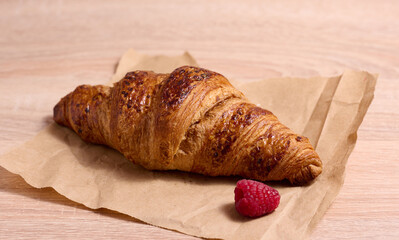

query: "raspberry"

left=234, top=179, right=280, bottom=218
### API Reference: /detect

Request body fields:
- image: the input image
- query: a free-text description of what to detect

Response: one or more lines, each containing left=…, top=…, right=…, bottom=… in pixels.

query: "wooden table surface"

left=1, top=1, right=398, bottom=239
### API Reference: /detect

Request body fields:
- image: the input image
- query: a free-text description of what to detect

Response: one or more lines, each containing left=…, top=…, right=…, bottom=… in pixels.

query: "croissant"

left=53, top=66, right=322, bottom=184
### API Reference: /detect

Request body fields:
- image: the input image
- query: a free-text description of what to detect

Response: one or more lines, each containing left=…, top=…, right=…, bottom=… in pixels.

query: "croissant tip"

left=53, top=98, right=70, bottom=128
left=53, top=101, right=63, bottom=122
left=308, top=163, right=322, bottom=179
left=288, top=161, right=323, bottom=185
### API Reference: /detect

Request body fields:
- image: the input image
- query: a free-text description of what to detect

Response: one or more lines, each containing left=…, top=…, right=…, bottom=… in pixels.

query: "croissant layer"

left=54, top=66, right=322, bottom=184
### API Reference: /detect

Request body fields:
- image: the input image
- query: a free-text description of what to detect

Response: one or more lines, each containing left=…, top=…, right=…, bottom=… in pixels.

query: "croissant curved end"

left=53, top=98, right=68, bottom=127
left=288, top=159, right=323, bottom=185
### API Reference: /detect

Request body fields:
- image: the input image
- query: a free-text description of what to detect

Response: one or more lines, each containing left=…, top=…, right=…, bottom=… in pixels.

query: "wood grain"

left=1, top=0, right=398, bottom=239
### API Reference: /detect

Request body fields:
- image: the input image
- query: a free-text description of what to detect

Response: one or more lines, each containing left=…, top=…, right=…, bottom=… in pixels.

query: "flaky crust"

left=54, top=66, right=322, bottom=184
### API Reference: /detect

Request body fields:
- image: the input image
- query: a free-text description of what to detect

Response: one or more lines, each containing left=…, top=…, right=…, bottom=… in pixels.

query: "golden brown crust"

left=53, top=66, right=322, bottom=184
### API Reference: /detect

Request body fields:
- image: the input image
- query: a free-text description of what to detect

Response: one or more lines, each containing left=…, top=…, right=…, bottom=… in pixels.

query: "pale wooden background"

left=1, top=0, right=398, bottom=239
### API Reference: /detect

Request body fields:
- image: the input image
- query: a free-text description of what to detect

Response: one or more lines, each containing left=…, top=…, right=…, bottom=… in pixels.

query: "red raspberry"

left=234, top=179, right=280, bottom=218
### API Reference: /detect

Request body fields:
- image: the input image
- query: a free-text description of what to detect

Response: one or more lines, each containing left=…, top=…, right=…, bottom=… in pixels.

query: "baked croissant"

left=54, top=66, right=322, bottom=184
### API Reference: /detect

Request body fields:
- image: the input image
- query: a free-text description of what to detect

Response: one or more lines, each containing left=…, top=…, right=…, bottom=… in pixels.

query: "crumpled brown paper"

left=0, top=49, right=377, bottom=240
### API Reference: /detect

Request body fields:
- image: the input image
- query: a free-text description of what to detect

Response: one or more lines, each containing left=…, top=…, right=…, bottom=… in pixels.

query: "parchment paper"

left=0, top=49, right=377, bottom=240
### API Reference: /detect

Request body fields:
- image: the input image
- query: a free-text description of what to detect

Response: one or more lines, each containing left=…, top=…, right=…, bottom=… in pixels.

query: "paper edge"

left=304, top=70, right=377, bottom=238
